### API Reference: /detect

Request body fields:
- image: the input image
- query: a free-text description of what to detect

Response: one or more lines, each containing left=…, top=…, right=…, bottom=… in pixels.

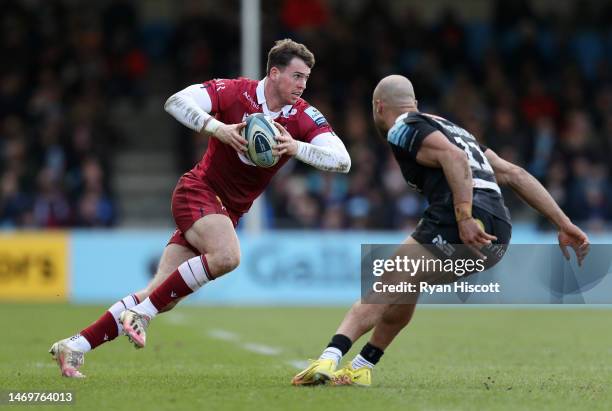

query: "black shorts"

left=411, top=203, right=512, bottom=273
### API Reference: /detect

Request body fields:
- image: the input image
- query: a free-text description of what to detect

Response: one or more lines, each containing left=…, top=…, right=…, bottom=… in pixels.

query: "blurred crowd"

left=0, top=0, right=130, bottom=227
left=262, top=0, right=612, bottom=231
left=1, top=0, right=610, bottom=231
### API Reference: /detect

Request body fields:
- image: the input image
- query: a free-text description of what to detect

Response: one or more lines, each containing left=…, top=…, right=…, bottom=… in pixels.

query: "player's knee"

left=211, top=251, right=240, bottom=275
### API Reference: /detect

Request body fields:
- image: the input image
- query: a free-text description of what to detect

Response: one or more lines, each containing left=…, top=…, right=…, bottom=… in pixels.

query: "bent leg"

left=335, top=236, right=428, bottom=342
left=144, top=213, right=241, bottom=312
left=340, top=237, right=438, bottom=376
left=67, top=243, right=195, bottom=350
left=129, top=214, right=240, bottom=320
left=122, top=214, right=240, bottom=348
left=134, top=243, right=197, bottom=312
left=135, top=214, right=240, bottom=315
left=335, top=300, right=389, bottom=342
left=184, top=213, right=241, bottom=277
left=368, top=303, right=417, bottom=350
left=297, top=237, right=430, bottom=384
left=49, top=239, right=197, bottom=377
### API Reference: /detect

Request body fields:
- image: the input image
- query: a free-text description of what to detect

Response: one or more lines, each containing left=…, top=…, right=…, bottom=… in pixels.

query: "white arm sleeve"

left=294, top=132, right=351, bottom=173
left=164, top=84, right=221, bottom=133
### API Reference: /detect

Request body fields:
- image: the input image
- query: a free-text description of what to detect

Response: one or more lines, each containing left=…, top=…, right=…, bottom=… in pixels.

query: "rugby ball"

left=242, top=113, right=280, bottom=168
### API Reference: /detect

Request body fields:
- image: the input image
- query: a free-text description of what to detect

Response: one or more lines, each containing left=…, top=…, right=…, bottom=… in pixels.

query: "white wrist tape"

left=203, top=116, right=223, bottom=135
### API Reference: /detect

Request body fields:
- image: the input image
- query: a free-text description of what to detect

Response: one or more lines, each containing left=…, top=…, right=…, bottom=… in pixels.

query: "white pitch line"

left=154, top=313, right=310, bottom=372
left=208, top=329, right=240, bottom=342
left=241, top=342, right=283, bottom=356
left=207, top=328, right=308, bottom=370
left=162, top=312, right=188, bottom=325
left=286, top=359, right=310, bottom=370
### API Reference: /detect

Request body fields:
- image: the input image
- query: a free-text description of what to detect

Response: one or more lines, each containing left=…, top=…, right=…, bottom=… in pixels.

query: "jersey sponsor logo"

left=304, top=106, right=327, bottom=127
left=242, top=91, right=259, bottom=110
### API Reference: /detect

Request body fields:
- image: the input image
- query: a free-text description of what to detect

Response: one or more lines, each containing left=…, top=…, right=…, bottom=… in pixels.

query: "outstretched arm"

left=484, top=148, right=590, bottom=264
left=416, top=131, right=496, bottom=248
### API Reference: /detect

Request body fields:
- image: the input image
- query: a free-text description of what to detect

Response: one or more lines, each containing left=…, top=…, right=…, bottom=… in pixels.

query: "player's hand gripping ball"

left=241, top=113, right=280, bottom=168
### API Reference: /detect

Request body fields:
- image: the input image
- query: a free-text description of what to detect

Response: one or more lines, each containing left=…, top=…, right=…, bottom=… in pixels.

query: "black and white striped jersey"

left=386, top=111, right=511, bottom=224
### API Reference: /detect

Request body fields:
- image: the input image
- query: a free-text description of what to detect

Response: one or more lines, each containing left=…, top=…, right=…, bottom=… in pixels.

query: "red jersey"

left=189, top=77, right=335, bottom=214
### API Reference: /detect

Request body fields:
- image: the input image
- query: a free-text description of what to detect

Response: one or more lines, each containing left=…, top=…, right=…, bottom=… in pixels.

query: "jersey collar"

left=386, top=113, right=410, bottom=138
left=394, top=112, right=409, bottom=124
left=256, top=77, right=294, bottom=118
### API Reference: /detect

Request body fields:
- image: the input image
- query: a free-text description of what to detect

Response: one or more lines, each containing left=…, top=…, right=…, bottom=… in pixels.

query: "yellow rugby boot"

left=331, top=365, right=372, bottom=387
left=291, top=359, right=337, bottom=386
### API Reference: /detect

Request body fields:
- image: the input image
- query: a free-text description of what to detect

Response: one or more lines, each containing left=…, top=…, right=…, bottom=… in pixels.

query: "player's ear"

left=269, top=67, right=280, bottom=80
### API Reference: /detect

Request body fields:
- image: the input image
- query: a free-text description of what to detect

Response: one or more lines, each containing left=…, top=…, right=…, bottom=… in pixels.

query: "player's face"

left=271, top=57, right=311, bottom=105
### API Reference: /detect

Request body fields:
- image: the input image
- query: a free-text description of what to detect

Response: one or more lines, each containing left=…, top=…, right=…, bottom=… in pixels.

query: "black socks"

left=327, top=334, right=352, bottom=355
left=327, top=334, right=384, bottom=365
left=359, top=342, right=384, bottom=365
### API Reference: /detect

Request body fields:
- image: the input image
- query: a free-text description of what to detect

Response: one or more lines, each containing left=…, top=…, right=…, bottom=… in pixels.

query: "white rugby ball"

left=242, top=113, right=280, bottom=168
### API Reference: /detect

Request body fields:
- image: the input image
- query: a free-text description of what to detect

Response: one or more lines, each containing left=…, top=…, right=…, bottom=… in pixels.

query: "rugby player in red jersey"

left=49, top=39, right=351, bottom=378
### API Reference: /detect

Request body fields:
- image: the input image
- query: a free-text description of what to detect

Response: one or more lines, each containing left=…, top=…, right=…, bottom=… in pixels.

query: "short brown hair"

left=266, top=39, right=315, bottom=75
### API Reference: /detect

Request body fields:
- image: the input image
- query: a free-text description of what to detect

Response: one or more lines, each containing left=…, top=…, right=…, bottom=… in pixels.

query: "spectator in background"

left=1, top=0, right=610, bottom=231
left=0, top=0, right=118, bottom=228
left=527, top=117, right=556, bottom=180
left=32, top=167, right=71, bottom=227
left=260, top=0, right=610, bottom=230
left=0, top=170, right=30, bottom=227
left=75, top=157, right=115, bottom=227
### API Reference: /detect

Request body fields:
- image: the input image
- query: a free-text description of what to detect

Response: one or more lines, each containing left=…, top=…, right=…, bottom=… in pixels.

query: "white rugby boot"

left=120, top=309, right=151, bottom=349
left=49, top=339, right=86, bottom=378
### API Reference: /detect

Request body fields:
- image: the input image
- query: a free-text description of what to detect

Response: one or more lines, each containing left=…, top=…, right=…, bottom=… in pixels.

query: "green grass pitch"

left=0, top=304, right=610, bottom=410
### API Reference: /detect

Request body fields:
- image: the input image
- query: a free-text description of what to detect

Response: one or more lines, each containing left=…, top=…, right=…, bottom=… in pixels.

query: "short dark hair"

left=266, top=39, right=315, bottom=75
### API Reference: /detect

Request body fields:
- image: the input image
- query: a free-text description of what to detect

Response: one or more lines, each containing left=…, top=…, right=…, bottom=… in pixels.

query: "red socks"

left=80, top=294, right=140, bottom=349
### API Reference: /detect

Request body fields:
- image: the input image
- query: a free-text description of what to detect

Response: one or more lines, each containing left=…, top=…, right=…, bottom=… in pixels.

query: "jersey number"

left=453, top=137, right=494, bottom=173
